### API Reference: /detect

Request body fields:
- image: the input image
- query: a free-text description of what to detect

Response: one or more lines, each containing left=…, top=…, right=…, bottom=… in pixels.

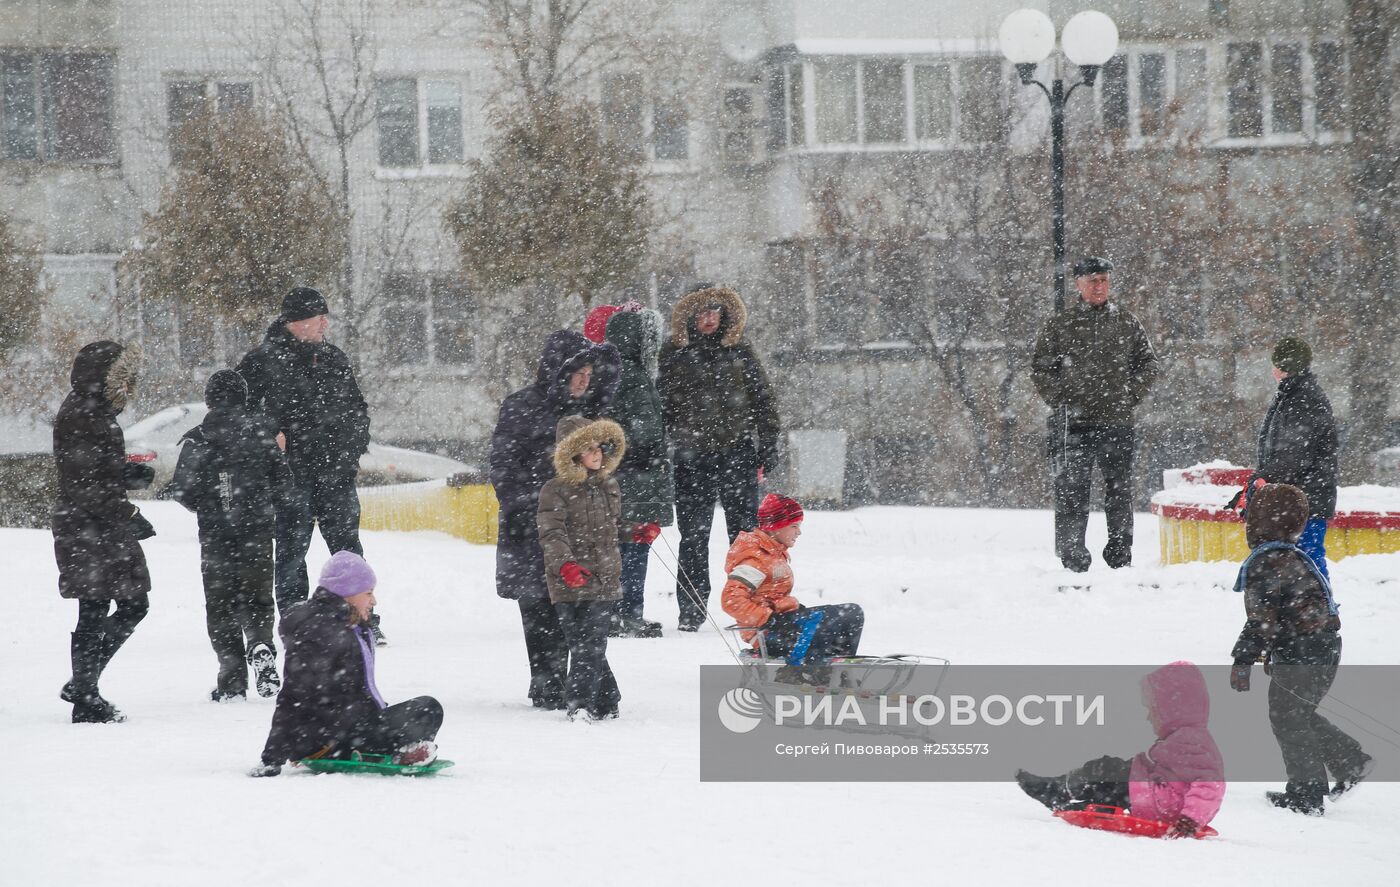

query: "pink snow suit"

left=1127, top=661, right=1226, bottom=825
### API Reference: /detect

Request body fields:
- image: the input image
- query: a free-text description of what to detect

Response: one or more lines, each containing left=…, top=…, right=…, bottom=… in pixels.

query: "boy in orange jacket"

left=721, top=494, right=863, bottom=684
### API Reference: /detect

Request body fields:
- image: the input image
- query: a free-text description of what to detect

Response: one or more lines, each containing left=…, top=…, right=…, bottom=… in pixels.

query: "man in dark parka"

left=490, top=329, right=620, bottom=709
left=52, top=340, right=155, bottom=723
left=236, top=287, right=372, bottom=624
left=603, top=308, right=674, bottom=637
left=1031, top=258, right=1159, bottom=572
left=1252, top=337, right=1338, bottom=580
left=657, top=285, right=779, bottom=631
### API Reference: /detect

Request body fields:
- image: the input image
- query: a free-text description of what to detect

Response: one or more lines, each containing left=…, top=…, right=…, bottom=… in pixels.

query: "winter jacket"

left=658, top=287, right=780, bottom=464
left=235, top=322, right=371, bottom=483
left=1256, top=371, right=1338, bottom=519
left=1030, top=300, right=1159, bottom=426
left=1126, top=662, right=1226, bottom=825
left=261, top=589, right=384, bottom=765
left=537, top=416, right=629, bottom=604
left=1231, top=543, right=1340, bottom=666
left=490, top=330, right=621, bottom=600
left=51, top=342, right=152, bottom=602
left=604, top=309, right=674, bottom=525
left=721, top=529, right=801, bottom=644
left=169, top=407, right=300, bottom=540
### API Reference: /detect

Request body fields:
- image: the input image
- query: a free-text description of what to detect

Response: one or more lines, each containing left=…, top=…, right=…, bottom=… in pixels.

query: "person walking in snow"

left=720, top=494, right=863, bottom=686
left=169, top=370, right=303, bottom=701
left=250, top=552, right=443, bottom=776
left=236, top=287, right=378, bottom=639
left=537, top=416, right=652, bottom=720
left=491, top=330, right=620, bottom=710
left=52, top=341, right=154, bottom=724
left=1228, top=483, right=1370, bottom=815
left=1031, top=257, right=1159, bottom=572
left=1238, top=337, right=1338, bottom=580
left=600, top=306, right=673, bottom=638
left=658, top=285, right=779, bottom=630
left=1016, top=661, right=1225, bottom=838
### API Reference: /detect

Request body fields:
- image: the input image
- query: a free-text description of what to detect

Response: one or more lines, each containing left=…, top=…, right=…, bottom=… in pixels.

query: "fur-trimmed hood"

left=552, top=415, right=626, bottom=483
left=669, top=286, right=747, bottom=348
left=69, top=340, right=141, bottom=414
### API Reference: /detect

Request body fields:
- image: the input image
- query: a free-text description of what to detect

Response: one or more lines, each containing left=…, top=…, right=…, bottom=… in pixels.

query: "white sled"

left=724, top=624, right=950, bottom=698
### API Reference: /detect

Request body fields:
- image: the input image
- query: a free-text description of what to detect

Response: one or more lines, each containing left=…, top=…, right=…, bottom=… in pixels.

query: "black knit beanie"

left=281, top=286, right=329, bottom=322
left=205, top=369, right=249, bottom=408
left=1271, top=336, right=1312, bottom=375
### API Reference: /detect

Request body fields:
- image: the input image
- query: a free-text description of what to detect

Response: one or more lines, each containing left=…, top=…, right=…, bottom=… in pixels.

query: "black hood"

left=69, top=341, right=124, bottom=398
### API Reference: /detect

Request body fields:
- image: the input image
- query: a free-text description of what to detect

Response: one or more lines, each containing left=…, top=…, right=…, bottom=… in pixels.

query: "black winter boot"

left=1016, top=769, right=1073, bottom=812
left=69, top=631, right=125, bottom=724
left=1267, top=786, right=1325, bottom=816
left=1329, top=754, right=1374, bottom=801
left=248, top=643, right=281, bottom=698
left=369, top=612, right=388, bottom=647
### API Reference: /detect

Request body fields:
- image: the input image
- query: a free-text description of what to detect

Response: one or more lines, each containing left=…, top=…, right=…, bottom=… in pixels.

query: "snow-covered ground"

left=4, top=503, right=1397, bottom=886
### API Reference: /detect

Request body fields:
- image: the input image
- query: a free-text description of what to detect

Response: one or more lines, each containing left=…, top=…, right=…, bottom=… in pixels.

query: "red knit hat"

left=757, top=493, right=804, bottom=531
left=583, top=305, right=624, bottom=343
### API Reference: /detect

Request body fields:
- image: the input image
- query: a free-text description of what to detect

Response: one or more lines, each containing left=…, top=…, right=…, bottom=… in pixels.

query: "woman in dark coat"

left=603, top=309, right=674, bottom=637
left=52, top=341, right=155, bottom=723
left=490, top=329, right=619, bottom=709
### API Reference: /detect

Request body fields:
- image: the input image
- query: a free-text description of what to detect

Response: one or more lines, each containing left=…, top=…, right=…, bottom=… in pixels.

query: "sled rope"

left=651, top=532, right=748, bottom=667
left=1275, top=682, right=1400, bottom=751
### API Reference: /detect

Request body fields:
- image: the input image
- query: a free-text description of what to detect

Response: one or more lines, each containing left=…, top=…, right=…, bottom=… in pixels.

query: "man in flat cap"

left=237, top=287, right=378, bottom=639
left=1031, top=257, right=1159, bottom=572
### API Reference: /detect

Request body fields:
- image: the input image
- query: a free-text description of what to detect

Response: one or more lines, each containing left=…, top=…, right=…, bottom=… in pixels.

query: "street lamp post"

left=999, top=9, right=1119, bottom=312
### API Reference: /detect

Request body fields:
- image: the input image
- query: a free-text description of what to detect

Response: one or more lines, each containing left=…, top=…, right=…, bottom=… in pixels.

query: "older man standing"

left=237, top=287, right=374, bottom=636
left=1031, top=258, right=1159, bottom=572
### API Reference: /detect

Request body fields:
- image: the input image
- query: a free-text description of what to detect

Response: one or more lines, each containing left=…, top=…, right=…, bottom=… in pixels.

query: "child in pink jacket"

left=1016, top=661, right=1225, bottom=837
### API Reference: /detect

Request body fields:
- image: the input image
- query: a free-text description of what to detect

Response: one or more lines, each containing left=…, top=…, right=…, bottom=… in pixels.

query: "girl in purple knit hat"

left=249, top=551, right=442, bottom=776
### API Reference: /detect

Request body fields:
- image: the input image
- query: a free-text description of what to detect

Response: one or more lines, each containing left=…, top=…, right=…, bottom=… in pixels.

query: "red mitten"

left=560, top=562, right=592, bottom=589
left=772, top=596, right=800, bottom=615
left=631, top=523, right=661, bottom=545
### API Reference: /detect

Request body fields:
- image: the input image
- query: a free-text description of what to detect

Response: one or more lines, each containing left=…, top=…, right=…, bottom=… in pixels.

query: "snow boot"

left=1267, top=786, right=1325, bottom=816
left=1328, top=754, right=1374, bottom=802
left=1016, top=769, right=1073, bottom=812
left=211, top=688, right=247, bottom=702
left=566, top=707, right=596, bottom=723
left=394, top=740, right=438, bottom=766
left=248, top=643, right=281, bottom=698
left=69, top=631, right=125, bottom=724
left=610, top=615, right=663, bottom=638
left=369, top=612, right=389, bottom=647
left=773, top=664, right=832, bottom=687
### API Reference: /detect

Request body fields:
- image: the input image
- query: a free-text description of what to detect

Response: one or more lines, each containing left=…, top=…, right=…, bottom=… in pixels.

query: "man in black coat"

left=251, top=552, right=443, bottom=775
left=236, top=287, right=373, bottom=629
left=1252, top=337, right=1339, bottom=581
left=490, top=329, right=620, bottom=709
left=52, top=340, right=155, bottom=724
left=170, top=370, right=303, bottom=700
left=657, top=285, right=779, bottom=631
left=1030, top=258, right=1159, bottom=572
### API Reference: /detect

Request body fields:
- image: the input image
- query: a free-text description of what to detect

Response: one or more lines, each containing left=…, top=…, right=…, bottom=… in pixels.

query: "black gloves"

left=123, top=461, right=155, bottom=491
left=1229, top=662, right=1252, bottom=692
left=130, top=507, right=157, bottom=540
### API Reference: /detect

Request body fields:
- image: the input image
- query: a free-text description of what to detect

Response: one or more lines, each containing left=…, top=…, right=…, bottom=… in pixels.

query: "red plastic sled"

left=1054, top=805, right=1218, bottom=839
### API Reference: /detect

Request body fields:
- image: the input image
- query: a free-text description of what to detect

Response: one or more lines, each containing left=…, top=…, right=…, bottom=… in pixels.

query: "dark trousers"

left=616, top=542, right=650, bottom=621
left=200, top=533, right=276, bottom=695
left=74, top=596, right=150, bottom=672
left=519, top=594, right=569, bottom=707
left=554, top=601, right=621, bottom=715
left=342, top=696, right=444, bottom=756
left=1051, top=424, right=1135, bottom=570
left=765, top=604, right=865, bottom=664
left=1268, top=631, right=1365, bottom=802
left=1064, top=754, right=1133, bottom=808
left=275, top=473, right=362, bottom=613
left=673, top=443, right=759, bottom=627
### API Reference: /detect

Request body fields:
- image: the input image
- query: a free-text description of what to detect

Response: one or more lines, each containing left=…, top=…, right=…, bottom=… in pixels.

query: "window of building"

left=956, top=57, right=1005, bottom=144
left=1138, top=52, right=1168, bottom=135
left=1101, top=54, right=1130, bottom=134
left=376, top=77, right=465, bottom=169
left=913, top=63, right=952, bottom=141
left=787, top=62, right=806, bottom=146
left=601, top=72, right=645, bottom=155
left=380, top=273, right=474, bottom=367
left=602, top=73, right=690, bottom=163
left=652, top=94, right=689, bottom=161
left=166, top=78, right=254, bottom=166
left=1225, top=39, right=1344, bottom=142
left=813, top=60, right=858, bottom=144
left=862, top=60, right=906, bottom=143
left=0, top=49, right=115, bottom=162
left=765, top=67, right=787, bottom=153
left=722, top=84, right=760, bottom=164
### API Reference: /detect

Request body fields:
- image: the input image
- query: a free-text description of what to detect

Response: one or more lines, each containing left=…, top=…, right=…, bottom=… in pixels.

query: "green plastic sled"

left=297, top=752, right=455, bottom=776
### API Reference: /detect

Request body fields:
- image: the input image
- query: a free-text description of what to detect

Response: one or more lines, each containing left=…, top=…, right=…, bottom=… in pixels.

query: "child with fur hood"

left=1016, top=661, right=1225, bottom=838
left=537, top=416, right=659, bottom=720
